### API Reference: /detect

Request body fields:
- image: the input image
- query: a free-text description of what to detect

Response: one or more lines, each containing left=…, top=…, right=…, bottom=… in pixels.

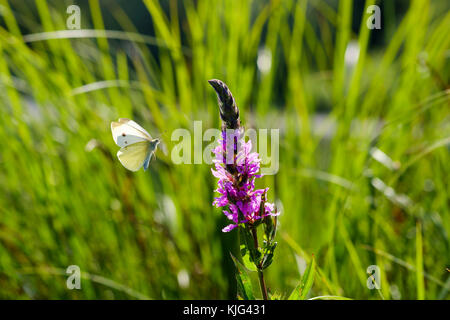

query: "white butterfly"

left=111, top=118, right=160, bottom=172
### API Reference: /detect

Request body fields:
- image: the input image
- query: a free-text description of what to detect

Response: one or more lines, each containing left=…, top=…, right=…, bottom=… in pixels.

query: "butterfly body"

left=111, top=118, right=160, bottom=171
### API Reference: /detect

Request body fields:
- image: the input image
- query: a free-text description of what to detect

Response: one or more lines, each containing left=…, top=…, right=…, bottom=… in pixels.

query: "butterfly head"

left=152, top=138, right=161, bottom=147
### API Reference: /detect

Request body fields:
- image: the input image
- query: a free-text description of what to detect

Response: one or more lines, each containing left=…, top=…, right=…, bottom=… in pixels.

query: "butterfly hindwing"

left=116, top=141, right=151, bottom=172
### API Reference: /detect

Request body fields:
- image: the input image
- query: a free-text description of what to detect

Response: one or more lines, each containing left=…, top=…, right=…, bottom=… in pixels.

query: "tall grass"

left=0, top=0, right=448, bottom=299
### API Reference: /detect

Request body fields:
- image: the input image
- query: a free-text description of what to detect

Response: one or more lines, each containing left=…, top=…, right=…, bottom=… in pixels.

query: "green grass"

left=0, top=0, right=449, bottom=299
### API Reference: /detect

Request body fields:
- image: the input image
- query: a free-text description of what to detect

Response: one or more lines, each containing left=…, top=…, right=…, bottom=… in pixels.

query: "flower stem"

left=257, top=269, right=268, bottom=300
left=251, top=227, right=268, bottom=300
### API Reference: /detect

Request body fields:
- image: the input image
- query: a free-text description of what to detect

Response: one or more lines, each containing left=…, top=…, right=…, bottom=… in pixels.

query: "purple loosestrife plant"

left=212, top=129, right=278, bottom=232
left=209, top=79, right=279, bottom=300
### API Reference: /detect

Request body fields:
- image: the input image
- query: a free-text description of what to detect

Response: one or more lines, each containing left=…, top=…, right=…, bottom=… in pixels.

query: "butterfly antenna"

left=156, top=130, right=169, bottom=156
left=158, top=129, right=169, bottom=140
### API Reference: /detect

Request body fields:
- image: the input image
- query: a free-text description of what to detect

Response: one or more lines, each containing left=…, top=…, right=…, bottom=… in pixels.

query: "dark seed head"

left=208, top=79, right=240, bottom=130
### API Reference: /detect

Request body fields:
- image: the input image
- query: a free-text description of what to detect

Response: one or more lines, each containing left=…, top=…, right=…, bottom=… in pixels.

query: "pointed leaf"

left=231, top=253, right=255, bottom=300
left=288, top=255, right=316, bottom=300
left=308, top=295, right=352, bottom=300
left=260, top=242, right=277, bottom=270
left=240, top=244, right=258, bottom=272
left=239, top=226, right=261, bottom=267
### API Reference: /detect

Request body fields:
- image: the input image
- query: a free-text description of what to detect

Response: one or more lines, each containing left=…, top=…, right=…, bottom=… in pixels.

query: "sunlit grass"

left=0, top=0, right=448, bottom=299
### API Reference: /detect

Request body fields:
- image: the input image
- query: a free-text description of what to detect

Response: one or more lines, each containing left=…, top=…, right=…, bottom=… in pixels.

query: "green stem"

left=251, top=227, right=268, bottom=300
left=257, top=269, right=268, bottom=300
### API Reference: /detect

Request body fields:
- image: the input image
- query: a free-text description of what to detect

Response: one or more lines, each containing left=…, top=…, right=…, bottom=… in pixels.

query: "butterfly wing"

left=111, top=118, right=152, bottom=148
left=116, top=141, right=151, bottom=172
left=117, top=118, right=152, bottom=138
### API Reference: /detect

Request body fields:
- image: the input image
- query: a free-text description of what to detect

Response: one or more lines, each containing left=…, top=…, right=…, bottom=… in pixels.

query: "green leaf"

left=263, top=214, right=276, bottom=242
left=269, top=290, right=282, bottom=300
left=308, top=295, right=352, bottom=300
left=260, top=241, right=277, bottom=270
left=240, top=244, right=258, bottom=272
left=239, top=226, right=261, bottom=267
left=231, top=253, right=255, bottom=300
left=288, top=255, right=316, bottom=300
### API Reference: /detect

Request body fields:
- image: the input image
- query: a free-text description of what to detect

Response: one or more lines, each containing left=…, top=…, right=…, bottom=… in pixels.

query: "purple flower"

left=212, top=128, right=279, bottom=232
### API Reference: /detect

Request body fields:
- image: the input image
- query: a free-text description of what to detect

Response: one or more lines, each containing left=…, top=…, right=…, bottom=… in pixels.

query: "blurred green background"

left=0, top=0, right=449, bottom=299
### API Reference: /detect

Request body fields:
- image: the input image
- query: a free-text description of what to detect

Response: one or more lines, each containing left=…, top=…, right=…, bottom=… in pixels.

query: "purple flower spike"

left=212, top=128, right=279, bottom=232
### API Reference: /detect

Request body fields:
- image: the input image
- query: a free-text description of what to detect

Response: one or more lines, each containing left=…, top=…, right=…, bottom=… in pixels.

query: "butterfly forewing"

left=118, top=118, right=152, bottom=139
left=111, top=119, right=152, bottom=148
